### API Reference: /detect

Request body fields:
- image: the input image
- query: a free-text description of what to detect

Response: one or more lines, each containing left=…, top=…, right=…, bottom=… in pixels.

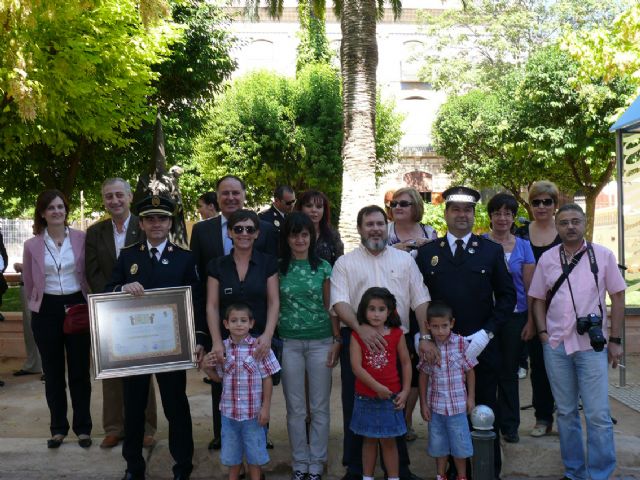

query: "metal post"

left=470, top=405, right=495, bottom=480
left=615, top=129, right=626, bottom=387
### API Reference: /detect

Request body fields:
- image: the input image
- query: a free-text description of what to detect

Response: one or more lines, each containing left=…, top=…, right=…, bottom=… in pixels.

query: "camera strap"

left=559, top=243, right=604, bottom=318
left=546, top=249, right=585, bottom=308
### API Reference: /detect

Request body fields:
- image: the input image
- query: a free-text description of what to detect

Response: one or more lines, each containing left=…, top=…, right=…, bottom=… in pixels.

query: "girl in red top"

left=350, top=287, right=411, bottom=480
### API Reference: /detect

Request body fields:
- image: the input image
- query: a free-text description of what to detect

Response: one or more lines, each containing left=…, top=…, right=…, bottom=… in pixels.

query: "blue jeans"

left=543, top=342, right=615, bottom=480
left=220, top=416, right=269, bottom=466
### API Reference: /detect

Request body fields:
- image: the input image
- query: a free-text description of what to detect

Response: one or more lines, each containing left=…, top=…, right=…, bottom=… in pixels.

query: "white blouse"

left=43, top=228, right=81, bottom=295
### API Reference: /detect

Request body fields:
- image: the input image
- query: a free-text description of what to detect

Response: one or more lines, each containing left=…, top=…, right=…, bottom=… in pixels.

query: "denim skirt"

left=350, top=395, right=407, bottom=438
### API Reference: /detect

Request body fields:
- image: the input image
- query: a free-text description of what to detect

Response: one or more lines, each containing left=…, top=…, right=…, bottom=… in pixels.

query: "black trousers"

left=528, top=335, right=555, bottom=424
left=31, top=292, right=92, bottom=437
left=123, top=371, right=193, bottom=477
left=497, top=311, right=527, bottom=435
left=339, top=327, right=413, bottom=478
left=211, top=381, right=222, bottom=439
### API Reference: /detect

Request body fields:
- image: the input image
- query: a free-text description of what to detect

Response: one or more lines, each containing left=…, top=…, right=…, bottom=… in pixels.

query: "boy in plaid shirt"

left=204, top=303, right=281, bottom=480
left=418, top=302, right=476, bottom=480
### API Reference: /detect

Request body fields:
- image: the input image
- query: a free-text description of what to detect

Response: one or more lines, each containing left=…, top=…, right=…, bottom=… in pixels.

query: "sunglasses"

left=284, top=199, right=297, bottom=206
left=231, top=225, right=257, bottom=234
left=390, top=200, right=414, bottom=208
left=531, top=198, right=554, bottom=207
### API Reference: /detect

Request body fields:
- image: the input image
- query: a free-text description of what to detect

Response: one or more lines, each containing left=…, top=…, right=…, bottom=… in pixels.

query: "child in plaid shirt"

left=418, top=302, right=476, bottom=480
left=204, top=303, right=281, bottom=480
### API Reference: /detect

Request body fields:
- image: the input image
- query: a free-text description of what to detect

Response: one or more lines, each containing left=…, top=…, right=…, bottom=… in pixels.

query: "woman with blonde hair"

left=515, top=180, right=561, bottom=438
left=387, top=187, right=437, bottom=253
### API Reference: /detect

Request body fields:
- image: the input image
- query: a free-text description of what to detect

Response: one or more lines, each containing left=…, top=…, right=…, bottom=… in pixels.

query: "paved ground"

left=1, top=354, right=639, bottom=480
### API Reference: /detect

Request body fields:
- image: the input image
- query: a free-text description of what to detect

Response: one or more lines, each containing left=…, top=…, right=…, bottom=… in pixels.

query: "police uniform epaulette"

left=168, top=241, right=190, bottom=252
left=120, top=242, right=140, bottom=250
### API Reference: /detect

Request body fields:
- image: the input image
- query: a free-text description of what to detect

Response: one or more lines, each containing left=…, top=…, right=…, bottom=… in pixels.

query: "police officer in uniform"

left=107, top=194, right=208, bottom=480
left=258, top=185, right=295, bottom=232
left=415, top=186, right=515, bottom=480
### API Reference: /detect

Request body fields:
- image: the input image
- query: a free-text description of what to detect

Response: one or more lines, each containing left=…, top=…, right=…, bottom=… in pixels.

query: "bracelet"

left=609, top=336, right=622, bottom=345
left=538, top=329, right=548, bottom=335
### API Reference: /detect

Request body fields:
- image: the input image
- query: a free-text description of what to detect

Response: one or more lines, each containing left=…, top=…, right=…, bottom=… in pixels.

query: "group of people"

left=14, top=174, right=625, bottom=480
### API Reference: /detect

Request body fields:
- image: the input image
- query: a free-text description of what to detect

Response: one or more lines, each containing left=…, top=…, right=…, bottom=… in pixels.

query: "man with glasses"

left=190, top=174, right=278, bottom=450
left=415, top=186, right=515, bottom=480
left=259, top=185, right=296, bottom=232
left=529, top=203, right=625, bottom=480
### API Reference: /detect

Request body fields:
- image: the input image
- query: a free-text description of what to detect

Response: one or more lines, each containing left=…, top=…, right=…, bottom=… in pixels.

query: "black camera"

left=576, top=313, right=606, bottom=352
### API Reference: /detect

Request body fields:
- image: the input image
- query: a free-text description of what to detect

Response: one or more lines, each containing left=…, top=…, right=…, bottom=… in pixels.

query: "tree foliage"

left=0, top=0, right=236, bottom=216
left=417, top=0, right=634, bottom=94
left=433, top=45, right=636, bottom=237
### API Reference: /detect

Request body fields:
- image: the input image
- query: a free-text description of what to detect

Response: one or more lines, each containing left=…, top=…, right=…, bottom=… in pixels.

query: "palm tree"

left=256, top=0, right=402, bottom=244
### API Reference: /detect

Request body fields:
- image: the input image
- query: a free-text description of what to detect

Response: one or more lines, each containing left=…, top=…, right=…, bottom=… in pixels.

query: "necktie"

left=454, top=239, right=464, bottom=261
left=150, top=247, right=159, bottom=266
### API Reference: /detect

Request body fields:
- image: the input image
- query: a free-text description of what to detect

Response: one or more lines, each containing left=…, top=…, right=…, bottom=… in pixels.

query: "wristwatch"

left=419, top=334, right=432, bottom=342
left=483, top=329, right=494, bottom=340
left=609, top=336, right=622, bottom=345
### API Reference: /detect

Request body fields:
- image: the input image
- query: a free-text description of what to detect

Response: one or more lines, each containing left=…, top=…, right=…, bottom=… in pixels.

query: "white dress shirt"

left=330, top=244, right=431, bottom=332
left=147, top=239, right=168, bottom=260
left=112, top=214, right=131, bottom=259
left=220, top=215, right=233, bottom=255
left=446, top=232, right=472, bottom=256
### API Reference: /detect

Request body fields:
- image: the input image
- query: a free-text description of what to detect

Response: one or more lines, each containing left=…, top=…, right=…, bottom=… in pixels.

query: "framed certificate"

left=89, top=286, right=197, bottom=379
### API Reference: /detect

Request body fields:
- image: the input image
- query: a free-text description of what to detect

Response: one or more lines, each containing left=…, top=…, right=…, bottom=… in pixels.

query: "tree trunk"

left=584, top=189, right=598, bottom=242
left=338, top=0, right=380, bottom=248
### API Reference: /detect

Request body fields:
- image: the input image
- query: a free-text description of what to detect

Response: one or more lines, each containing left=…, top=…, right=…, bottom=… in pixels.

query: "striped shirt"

left=418, top=333, right=476, bottom=416
left=330, top=244, right=431, bottom=332
left=216, top=335, right=281, bottom=421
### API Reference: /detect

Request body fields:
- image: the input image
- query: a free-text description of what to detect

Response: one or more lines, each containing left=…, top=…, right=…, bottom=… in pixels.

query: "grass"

left=1, top=287, right=23, bottom=312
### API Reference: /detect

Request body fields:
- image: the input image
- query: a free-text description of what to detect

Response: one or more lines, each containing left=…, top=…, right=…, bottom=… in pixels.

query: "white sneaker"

left=517, top=367, right=527, bottom=379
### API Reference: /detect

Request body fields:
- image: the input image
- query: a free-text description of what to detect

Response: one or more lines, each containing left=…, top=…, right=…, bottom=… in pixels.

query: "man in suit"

left=190, top=174, right=278, bottom=450
left=85, top=178, right=157, bottom=449
left=107, top=194, right=207, bottom=480
left=415, top=186, right=516, bottom=480
left=258, top=185, right=295, bottom=232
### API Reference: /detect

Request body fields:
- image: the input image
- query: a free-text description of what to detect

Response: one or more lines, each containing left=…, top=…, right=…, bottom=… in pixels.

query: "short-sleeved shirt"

left=330, top=245, right=431, bottom=333
left=353, top=327, right=403, bottom=397
left=207, top=249, right=278, bottom=335
left=216, top=335, right=281, bottom=421
left=482, top=235, right=535, bottom=312
left=279, top=259, right=332, bottom=340
left=529, top=241, right=626, bottom=355
left=418, top=332, right=476, bottom=416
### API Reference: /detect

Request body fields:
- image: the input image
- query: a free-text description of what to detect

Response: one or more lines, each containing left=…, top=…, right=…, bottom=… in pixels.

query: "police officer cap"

left=442, top=186, right=481, bottom=205
left=136, top=194, right=176, bottom=217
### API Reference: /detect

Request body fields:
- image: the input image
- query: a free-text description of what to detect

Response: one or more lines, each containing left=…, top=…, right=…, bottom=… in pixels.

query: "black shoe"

left=341, top=473, right=362, bottom=480
left=47, top=435, right=65, bottom=448
left=266, top=437, right=274, bottom=449
left=503, top=432, right=519, bottom=443
left=121, top=472, right=145, bottom=480
left=208, top=437, right=221, bottom=450
left=400, top=473, right=422, bottom=480
left=0, top=312, right=5, bottom=321
left=0, top=380, right=4, bottom=387
left=13, top=369, right=38, bottom=376
left=78, top=435, right=92, bottom=448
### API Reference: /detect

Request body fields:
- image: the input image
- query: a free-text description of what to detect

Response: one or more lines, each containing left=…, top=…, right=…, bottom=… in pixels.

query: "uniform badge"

left=152, top=195, right=161, bottom=206
left=274, top=219, right=280, bottom=228
left=130, top=264, right=138, bottom=275
left=139, top=244, right=145, bottom=251
left=468, top=248, right=475, bottom=254
left=161, top=258, right=169, bottom=265
left=431, top=256, right=439, bottom=266
left=167, top=246, right=173, bottom=252
left=471, top=241, right=478, bottom=247
left=439, top=241, right=445, bottom=247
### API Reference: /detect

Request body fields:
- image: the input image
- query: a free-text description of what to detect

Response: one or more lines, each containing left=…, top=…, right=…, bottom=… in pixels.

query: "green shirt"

left=279, top=259, right=332, bottom=340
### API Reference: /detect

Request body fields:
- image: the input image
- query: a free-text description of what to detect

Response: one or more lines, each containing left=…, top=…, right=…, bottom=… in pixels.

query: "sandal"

left=47, top=434, right=65, bottom=448
left=530, top=423, right=552, bottom=437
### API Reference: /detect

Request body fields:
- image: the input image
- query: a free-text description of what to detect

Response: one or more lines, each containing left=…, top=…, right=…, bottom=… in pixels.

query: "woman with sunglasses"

left=515, top=180, right=561, bottom=439
left=387, top=187, right=437, bottom=255
left=279, top=212, right=340, bottom=480
left=485, top=193, right=535, bottom=444
left=296, top=190, right=344, bottom=266
left=206, top=209, right=279, bottom=366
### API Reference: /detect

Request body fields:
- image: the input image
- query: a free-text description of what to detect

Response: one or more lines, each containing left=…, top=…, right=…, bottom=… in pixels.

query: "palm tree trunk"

left=338, top=0, right=380, bottom=247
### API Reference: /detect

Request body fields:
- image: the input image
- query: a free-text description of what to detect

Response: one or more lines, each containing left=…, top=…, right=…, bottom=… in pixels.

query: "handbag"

left=63, top=303, right=90, bottom=335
